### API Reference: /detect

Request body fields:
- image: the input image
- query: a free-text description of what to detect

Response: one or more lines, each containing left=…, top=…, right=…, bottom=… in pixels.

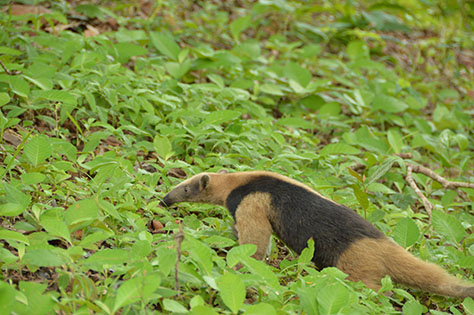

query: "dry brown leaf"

left=167, top=168, right=187, bottom=179
left=9, top=4, right=52, bottom=16
left=3, top=129, right=22, bottom=147
left=84, top=24, right=100, bottom=37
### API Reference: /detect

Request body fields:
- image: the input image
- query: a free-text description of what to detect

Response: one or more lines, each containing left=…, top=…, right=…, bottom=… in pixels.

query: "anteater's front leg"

left=233, top=193, right=273, bottom=260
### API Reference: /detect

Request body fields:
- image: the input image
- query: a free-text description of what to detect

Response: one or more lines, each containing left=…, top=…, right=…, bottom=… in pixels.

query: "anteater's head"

left=160, top=170, right=228, bottom=207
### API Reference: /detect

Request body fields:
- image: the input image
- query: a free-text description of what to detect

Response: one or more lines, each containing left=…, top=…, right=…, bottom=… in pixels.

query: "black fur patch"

left=226, top=176, right=384, bottom=268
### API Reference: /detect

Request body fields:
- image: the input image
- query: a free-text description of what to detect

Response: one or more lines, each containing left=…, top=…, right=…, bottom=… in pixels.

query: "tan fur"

left=234, top=192, right=273, bottom=260
left=337, top=238, right=474, bottom=297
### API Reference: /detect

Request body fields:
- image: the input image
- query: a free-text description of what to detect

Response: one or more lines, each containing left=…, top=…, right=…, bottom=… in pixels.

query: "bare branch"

left=174, top=222, right=184, bottom=297
left=0, top=60, right=23, bottom=75
left=406, top=165, right=433, bottom=222
left=406, top=163, right=474, bottom=190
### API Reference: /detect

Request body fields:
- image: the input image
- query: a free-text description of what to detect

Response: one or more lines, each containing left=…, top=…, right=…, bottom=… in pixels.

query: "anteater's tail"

left=384, top=240, right=474, bottom=298
left=337, top=238, right=474, bottom=298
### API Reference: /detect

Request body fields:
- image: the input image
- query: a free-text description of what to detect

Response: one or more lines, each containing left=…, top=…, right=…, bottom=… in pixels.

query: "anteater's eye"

left=184, top=186, right=189, bottom=193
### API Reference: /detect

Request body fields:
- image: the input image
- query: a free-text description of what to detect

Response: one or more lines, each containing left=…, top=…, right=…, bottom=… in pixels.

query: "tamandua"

left=160, top=170, right=474, bottom=298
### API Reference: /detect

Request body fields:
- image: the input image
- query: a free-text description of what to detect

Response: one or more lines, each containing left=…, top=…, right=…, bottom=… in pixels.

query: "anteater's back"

left=226, top=175, right=384, bottom=268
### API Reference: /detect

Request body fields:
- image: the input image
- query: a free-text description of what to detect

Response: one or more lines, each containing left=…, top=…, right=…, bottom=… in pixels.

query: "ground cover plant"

left=0, top=0, right=473, bottom=314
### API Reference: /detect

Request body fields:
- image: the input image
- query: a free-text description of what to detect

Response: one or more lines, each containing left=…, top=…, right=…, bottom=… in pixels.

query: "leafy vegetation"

left=0, top=0, right=473, bottom=314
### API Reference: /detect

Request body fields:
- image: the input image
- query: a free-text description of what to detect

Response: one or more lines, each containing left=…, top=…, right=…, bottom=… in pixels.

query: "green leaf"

left=1, top=183, right=30, bottom=216
left=203, top=110, right=241, bottom=125
left=65, top=199, right=100, bottom=226
left=319, top=102, right=341, bottom=117
left=353, top=126, right=389, bottom=153
left=347, top=40, right=370, bottom=60
left=366, top=182, right=396, bottom=194
left=366, top=157, right=397, bottom=186
left=227, top=244, right=257, bottom=268
left=259, top=83, right=283, bottom=96
left=458, top=256, right=474, bottom=268
left=0, top=46, right=23, bottom=55
left=316, top=282, right=351, bottom=314
left=402, top=300, right=425, bottom=315
left=432, top=210, right=465, bottom=244
left=372, top=94, right=408, bottom=113
left=190, top=305, right=218, bottom=315
left=35, top=89, right=76, bottom=105
left=23, top=248, right=69, bottom=267
left=82, top=249, right=130, bottom=269
left=23, top=135, right=52, bottom=167
left=230, top=15, right=252, bottom=41
left=183, top=237, right=213, bottom=276
left=319, top=143, right=360, bottom=156
left=0, top=282, right=18, bottom=314
left=0, top=203, right=25, bottom=216
left=277, top=117, right=313, bottom=129
left=165, top=60, right=191, bottom=79
left=393, top=217, right=420, bottom=248
left=78, top=231, right=113, bottom=248
left=0, top=92, right=10, bottom=106
left=15, top=281, right=56, bottom=315
left=387, top=128, right=403, bottom=154
left=241, top=257, right=280, bottom=289
left=163, top=299, right=189, bottom=313
left=113, top=43, right=148, bottom=63
left=217, top=273, right=245, bottom=313
left=150, top=32, right=181, bottom=60
left=352, top=185, right=369, bottom=210
left=51, top=139, right=77, bottom=162
left=298, top=238, right=315, bottom=273
left=155, top=247, right=177, bottom=277
left=153, top=135, right=174, bottom=160
left=297, top=286, right=318, bottom=315
left=0, top=229, right=30, bottom=245
left=285, top=62, right=312, bottom=87
left=113, top=275, right=161, bottom=313
left=40, top=216, right=71, bottom=244
left=8, top=76, right=30, bottom=98
left=0, top=247, right=18, bottom=264
left=243, top=303, right=276, bottom=315
left=23, top=75, right=53, bottom=90
left=20, top=172, right=46, bottom=185
left=463, top=298, right=474, bottom=315
left=433, top=105, right=459, bottom=129
left=75, top=4, right=106, bottom=19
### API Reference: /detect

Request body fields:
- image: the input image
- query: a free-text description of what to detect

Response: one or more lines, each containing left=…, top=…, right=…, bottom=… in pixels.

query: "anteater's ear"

left=218, top=169, right=228, bottom=174
left=200, top=174, right=210, bottom=189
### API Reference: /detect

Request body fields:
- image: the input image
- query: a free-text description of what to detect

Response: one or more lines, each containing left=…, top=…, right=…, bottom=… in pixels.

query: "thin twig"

left=174, top=222, right=184, bottom=297
left=405, top=163, right=474, bottom=190
left=406, top=165, right=433, bottom=222
left=0, top=60, right=23, bottom=75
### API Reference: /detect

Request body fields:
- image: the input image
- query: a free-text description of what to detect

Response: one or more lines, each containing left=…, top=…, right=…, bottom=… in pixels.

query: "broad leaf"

left=23, top=135, right=52, bottom=167
left=153, top=135, right=174, bottom=160
left=150, top=32, right=181, bottom=60
left=65, top=199, right=100, bottom=226
left=230, top=15, right=252, bottom=41
left=0, top=229, right=30, bottom=245
left=217, top=273, right=245, bottom=314
left=432, top=210, right=465, bottom=244
left=393, top=217, right=420, bottom=248
left=0, top=92, right=10, bottom=106
left=372, top=94, right=408, bottom=113
left=320, top=143, right=360, bottom=156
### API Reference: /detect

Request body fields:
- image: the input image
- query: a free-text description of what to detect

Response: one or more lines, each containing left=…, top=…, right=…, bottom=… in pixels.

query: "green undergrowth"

left=0, top=0, right=473, bottom=314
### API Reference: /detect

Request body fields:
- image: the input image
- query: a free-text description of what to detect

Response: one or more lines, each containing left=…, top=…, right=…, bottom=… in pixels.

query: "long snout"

left=159, top=194, right=173, bottom=207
